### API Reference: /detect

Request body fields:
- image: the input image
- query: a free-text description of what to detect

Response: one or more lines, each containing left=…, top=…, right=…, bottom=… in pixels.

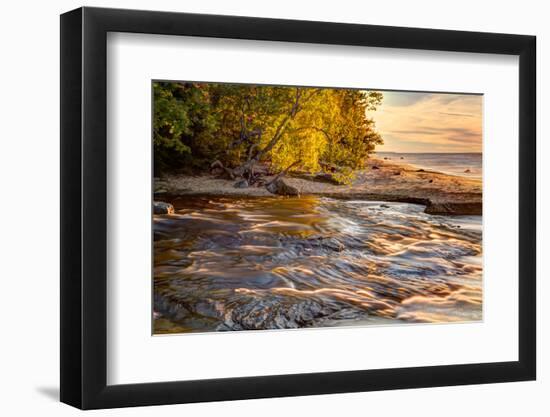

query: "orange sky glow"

left=367, top=91, right=483, bottom=153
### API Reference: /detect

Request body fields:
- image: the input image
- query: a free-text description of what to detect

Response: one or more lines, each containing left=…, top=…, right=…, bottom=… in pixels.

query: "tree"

left=153, top=82, right=383, bottom=185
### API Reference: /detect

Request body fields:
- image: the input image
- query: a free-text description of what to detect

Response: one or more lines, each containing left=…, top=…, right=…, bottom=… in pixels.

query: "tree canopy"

left=153, top=82, right=383, bottom=183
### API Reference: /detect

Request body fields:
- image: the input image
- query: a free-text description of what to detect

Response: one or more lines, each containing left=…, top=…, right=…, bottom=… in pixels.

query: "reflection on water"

left=153, top=196, right=482, bottom=333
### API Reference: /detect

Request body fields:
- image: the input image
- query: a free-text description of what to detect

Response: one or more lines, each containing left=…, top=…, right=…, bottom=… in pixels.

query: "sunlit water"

left=153, top=196, right=482, bottom=334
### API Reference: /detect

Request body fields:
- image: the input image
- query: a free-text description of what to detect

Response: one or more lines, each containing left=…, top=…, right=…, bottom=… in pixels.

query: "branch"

left=247, top=143, right=259, bottom=162
left=257, top=89, right=307, bottom=159
left=266, top=160, right=302, bottom=185
left=289, top=126, right=333, bottom=142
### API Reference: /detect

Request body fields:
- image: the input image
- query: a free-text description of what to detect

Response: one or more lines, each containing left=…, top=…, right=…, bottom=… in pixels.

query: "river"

left=153, top=195, right=482, bottom=334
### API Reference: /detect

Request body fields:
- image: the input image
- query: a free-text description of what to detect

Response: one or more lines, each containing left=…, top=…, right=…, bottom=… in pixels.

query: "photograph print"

left=152, top=81, right=483, bottom=334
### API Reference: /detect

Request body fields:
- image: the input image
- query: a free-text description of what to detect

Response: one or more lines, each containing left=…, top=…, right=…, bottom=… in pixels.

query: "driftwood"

left=210, top=160, right=235, bottom=180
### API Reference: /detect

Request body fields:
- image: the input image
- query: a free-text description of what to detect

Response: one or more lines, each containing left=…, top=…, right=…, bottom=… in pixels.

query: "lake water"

left=376, top=152, right=482, bottom=178
left=153, top=196, right=482, bottom=334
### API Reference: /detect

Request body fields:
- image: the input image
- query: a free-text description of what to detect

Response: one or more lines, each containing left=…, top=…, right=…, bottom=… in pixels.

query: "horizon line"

left=374, top=151, right=482, bottom=154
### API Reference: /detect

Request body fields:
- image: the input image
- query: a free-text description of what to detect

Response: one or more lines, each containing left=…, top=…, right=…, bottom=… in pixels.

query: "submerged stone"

left=153, top=201, right=174, bottom=214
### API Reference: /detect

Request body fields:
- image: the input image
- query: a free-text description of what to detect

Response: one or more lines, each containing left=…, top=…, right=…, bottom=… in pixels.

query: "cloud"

left=439, top=112, right=475, bottom=118
left=367, top=92, right=482, bottom=153
left=381, top=92, right=431, bottom=107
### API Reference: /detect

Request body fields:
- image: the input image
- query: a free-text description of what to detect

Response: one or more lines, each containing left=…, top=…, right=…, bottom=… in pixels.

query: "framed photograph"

left=60, top=6, right=536, bottom=409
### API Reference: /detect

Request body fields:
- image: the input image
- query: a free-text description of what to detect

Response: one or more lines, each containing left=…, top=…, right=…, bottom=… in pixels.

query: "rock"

left=371, top=165, right=380, bottom=170
left=393, top=171, right=401, bottom=176
left=425, top=201, right=482, bottom=215
left=400, top=157, right=404, bottom=159
left=153, top=201, right=174, bottom=215
left=314, top=172, right=342, bottom=185
left=266, top=178, right=300, bottom=196
left=464, top=169, right=471, bottom=173
left=380, top=204, right=390, bottom=208
left=429, top=179, right=433, bottom=183
left=302, top=236, right=345, bottom=252
left=234, top=179, right=249, bottom=188
left=417, top=169, right=425, bottom=172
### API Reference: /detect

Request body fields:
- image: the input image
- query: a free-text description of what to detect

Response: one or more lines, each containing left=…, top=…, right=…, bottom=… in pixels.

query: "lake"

left=376, top=152, right=482, bottom=178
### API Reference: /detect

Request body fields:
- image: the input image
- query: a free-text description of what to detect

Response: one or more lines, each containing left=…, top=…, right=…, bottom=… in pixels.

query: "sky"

left=367, top=91, right=483, bottom=153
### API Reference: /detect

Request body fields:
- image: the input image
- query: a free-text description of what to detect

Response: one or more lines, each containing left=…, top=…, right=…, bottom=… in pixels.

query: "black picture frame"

left=60, top=6, right=536, bottom=410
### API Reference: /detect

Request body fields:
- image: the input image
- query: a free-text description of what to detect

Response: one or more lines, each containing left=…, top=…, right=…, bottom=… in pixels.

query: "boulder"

left=234, top=179, right=249, bottom=188
left=153, top=201, right=174, bottom=215
left=266, top=178, right=300, bottom=196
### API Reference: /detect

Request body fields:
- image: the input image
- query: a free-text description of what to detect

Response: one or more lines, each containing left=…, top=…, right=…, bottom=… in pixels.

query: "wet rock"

left=218, top=293, right=362, bottom=330
left=314, top=237, right=345, bottom=252
left=298, top=236, right=345, bottom=252
left=425, top=201, right=482, bottom=215
left=234, top=179, right=249, bottom=188
left=153, top=201, right=174, bottom=214
left=266, top=178, right=300, bottom=196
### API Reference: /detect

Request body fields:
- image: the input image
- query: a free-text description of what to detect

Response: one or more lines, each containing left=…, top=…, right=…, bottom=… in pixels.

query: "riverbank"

left=154, top=158, right=482, bottom=215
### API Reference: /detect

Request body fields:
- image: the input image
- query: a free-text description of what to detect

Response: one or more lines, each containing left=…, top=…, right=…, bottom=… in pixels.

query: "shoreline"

left=155, top=158, right=482, bottom=215
left=374, top=152, right=482, bottom=179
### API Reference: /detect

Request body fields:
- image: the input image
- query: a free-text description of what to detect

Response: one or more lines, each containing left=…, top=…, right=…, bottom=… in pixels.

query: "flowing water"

left=153, top=196, right=482, bottom=334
